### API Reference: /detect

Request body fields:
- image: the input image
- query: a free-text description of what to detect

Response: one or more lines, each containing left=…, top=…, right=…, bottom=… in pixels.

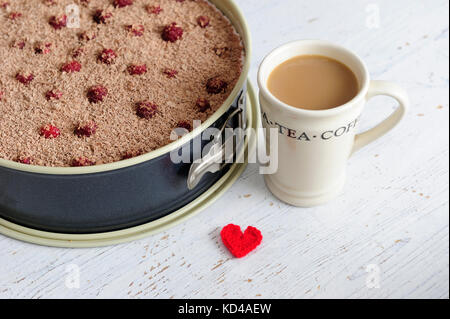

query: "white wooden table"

left=0, top=0, right=448, bottom=299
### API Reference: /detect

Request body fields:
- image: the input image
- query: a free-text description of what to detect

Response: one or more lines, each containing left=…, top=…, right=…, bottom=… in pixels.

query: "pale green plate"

left=0, top=82, right=260, bottom=248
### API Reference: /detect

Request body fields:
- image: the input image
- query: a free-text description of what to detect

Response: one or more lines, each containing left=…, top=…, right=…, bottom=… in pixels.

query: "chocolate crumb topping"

left=0, top=0, right=244, bottom=166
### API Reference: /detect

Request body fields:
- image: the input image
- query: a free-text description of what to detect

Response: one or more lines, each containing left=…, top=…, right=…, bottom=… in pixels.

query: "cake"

left=0, top=0, right=244, bottom=167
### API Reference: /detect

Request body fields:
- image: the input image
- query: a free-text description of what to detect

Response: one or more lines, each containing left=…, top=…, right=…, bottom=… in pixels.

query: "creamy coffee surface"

left=267, top=55, right=359, bottom=110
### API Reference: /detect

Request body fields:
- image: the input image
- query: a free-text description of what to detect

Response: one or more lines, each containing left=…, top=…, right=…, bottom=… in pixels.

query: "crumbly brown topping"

left=0, top=0, right=243, bottom=166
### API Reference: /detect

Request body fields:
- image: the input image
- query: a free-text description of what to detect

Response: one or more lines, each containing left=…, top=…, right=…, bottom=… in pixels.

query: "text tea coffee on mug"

left=258, top=40, right=409, bottom=207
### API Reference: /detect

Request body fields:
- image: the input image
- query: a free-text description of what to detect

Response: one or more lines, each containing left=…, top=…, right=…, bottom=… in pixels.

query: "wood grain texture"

left=0, top=0, right=448, bottom=299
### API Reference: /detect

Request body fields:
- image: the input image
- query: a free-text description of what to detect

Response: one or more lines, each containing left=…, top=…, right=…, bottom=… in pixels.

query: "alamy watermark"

left=169, top=121, right=280, bottom=175
left=66, top=4, right=80, bottom=28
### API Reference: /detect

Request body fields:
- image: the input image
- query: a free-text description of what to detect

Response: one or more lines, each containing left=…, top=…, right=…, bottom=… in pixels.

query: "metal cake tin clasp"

left=187, top=98, right=246, bottom=190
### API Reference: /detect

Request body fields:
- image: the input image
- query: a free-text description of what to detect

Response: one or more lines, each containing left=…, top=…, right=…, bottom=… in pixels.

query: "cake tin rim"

left=0, top=0, right=252, bottom=176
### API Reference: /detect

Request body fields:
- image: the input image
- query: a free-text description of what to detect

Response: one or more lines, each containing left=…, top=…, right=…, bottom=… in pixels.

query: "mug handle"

left=352, top=80, right=409, bottom=154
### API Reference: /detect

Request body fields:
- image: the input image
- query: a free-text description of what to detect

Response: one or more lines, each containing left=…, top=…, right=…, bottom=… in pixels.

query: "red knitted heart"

left=220, top=224, right=263, bottom=258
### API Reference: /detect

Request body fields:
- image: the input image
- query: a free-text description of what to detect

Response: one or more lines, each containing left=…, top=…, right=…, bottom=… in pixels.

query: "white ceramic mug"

left=258, top=40, right=409, bottom=207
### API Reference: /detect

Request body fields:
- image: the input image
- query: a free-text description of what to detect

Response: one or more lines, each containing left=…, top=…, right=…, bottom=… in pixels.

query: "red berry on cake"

left=126, top=24, right=144, bottom=37
left=136, top=102, right=158, bottom=119
left=72, top=47, right=84, bottom=58
left=206, top=77, right=228, bottom=94
left=61, top=61, right=82, bottom=73
left=146, top=5, right=162, bottom=15
left=196, top=98, right=211, bottom=112
left=87, top=85, right=108, bottom=103
left=128, top=64, right=147, bottom=75
left=93, top=10, right=112, bottom=24
left=11, top=39, right=26, bottom=50
left=9, top=12, right=22, bottom=20
left=122, top=152, right=133, bottom=160
left=122, top=150, right=142, bottom=160
left=16, top=157, right=32, bottom=165
left=177, top=121, right=192, bottom=131
left=1, top=2, right=10, bottom=9
left=98, top=49, right=117, bottom=65
left=163, top=68, right=178, bottom=78
left=49, top=15, right=67, bottom=29
left=0, top=91, right=4, bottom=101
left=213, top=46, right=230, bottom=57
left=71, top=157, right=96, bottom=167
left=78, top=30, right=97, bottom=41
left=74, top=121, right=98, bottom=138
left=197, top=16, right=210, bottom=28
left=162, top=23, right=183, bottom=42
left=40, top=124, right=61, bottom=139
left=113, top=0, right=133, bottom=8
left=43, top=0, right=57, bottom=6
left=34, top=42, right=52, bottom=55
left=16, top=72, right=34, bottom=85
left=45, top=90, right=63, bottom=101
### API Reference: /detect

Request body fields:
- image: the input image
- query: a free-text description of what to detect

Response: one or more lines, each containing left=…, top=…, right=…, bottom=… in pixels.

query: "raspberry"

left=93, top=10, right=112, bottom=24
left=163, top=68, right=178, bottom=78
left=74, top=121, right=98, bottom=137
left=213, top=46, right=230, bottom=57
left=45, top=90, right=63, bottom=101
left=206, top=77, right=228, bottom=94
left=1, top=2, right=10, bottom=9
left=40, top=124, right=61, bottom=139
left=128, top=64, right=147, bottom=75
left=71, top=157, right=96, bottom=167
left=126, top=24, right=144, bottom=37
left=114, top=0, right=133, bottom=8
left=146, top=5, right=162, bottom=15
left=177, top=121, right=192, bottom=131
left=34, top=42, right=52, bottom=55
left=98, top=49, right=117, bottom=65
left=9, top=12, right=22, bottom=20
left=43, top=0, right=57, bottom=6
left=197, top=16, right=210, bottom=28
left=16, top=72, right=34, bottom=85
left=122, top=153, right=133, bottom=160
left=87, top=85, right=108, bottom=103
left=78, top=30, right=96, bottom=41
left=122, top=151, right=142, bottom=160
left=196, top=98, right=210, bottom=112
left=49, top=15, right=67, bottom=29
left=11, top=40, right=26, bottom=50
left=0, top=91, right=4, bottom=101
left=72, top=47, right=84, bottom=58
left=16, top=157, right=32, bottom=165
left=162, top=23, right=183, bottom=42
left=61, top=61, right=82, bottom=73
left=136, top=101, right=158, bottom=119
